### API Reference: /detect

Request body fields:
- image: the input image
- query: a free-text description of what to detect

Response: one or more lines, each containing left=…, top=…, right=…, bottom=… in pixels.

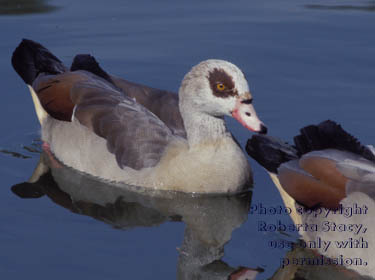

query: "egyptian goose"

left=247, top=120, right=375, bottom=209
left=246, top=120, right=375, bottom=277
left=12, top=39, right=267, bottom=193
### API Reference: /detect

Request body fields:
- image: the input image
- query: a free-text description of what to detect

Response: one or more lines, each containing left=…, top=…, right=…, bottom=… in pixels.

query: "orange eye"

left=216, top=83, right=225, bottom=91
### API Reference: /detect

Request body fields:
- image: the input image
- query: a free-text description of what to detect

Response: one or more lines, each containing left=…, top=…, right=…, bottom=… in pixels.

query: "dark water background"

left=1, top=0, right=374, bottom=279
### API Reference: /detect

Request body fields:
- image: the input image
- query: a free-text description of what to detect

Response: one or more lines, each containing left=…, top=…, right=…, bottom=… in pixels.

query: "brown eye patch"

left=207, top=68, right=238, bottom=98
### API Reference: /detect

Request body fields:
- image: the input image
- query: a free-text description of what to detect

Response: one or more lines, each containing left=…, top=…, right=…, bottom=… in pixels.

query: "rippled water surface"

left=1, top=0, right=374, bottom=279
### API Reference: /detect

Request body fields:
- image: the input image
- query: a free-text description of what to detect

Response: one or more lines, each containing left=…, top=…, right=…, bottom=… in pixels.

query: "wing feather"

left=71, top=81, right=173, bottom=170
left=111, top=76, right=186, bottom=138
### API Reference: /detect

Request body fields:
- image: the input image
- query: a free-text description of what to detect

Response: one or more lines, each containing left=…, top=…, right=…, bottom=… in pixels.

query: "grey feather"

left=71, top=81, right=174, bottom=170
left=111, top=76, right=186, bottom=138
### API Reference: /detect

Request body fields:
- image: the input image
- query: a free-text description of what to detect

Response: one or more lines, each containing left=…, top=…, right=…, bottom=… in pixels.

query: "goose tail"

left=246, top=120, right=375, bottom=174
left=11, top=39, right=68, bottom=124
left=246, top=135, right=298, bottom=174
left=11, top=39, right=66, bottom=85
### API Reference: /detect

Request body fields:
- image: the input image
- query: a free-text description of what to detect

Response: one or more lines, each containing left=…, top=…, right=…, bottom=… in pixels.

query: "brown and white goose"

left=12, top=39, right=267, bottom=193
left=247, top=120, right=375, bottom=210
left=247, top=122, right=375, bottom=277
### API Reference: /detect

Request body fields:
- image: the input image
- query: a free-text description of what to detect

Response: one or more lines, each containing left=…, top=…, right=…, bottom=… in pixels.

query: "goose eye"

left=216, top=83, right=225, bottom=91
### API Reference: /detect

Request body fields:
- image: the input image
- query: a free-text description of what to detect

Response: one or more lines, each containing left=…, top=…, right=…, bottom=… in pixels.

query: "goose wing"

left=70, top=54, right=186, bottom=138
left=110, top=76, right=186, bottom=138
left=70, top=79, right=174, bottom=170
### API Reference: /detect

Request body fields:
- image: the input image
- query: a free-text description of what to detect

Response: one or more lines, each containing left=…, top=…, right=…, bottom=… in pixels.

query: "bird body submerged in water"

left=12, top=39, right=267, bottom=193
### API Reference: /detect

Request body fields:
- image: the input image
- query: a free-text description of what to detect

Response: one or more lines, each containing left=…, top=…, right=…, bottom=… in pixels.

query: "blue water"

left=1, top=0, right=374, bottom=279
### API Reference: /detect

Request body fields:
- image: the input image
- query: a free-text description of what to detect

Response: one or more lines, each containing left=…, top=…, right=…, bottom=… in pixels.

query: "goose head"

left=179, top=59, right=267, bottom=134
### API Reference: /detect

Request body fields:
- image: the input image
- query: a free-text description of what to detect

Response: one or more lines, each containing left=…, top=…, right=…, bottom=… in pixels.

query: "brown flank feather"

left=32, top=72, right=92, bottom=121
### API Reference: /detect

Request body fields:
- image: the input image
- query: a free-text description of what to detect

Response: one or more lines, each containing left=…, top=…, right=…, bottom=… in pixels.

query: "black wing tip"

left=294, top=119, right=375, bottom=163
left=11, top=38, right=66, bottom=85
left=71, top=54, right=113, bottom=84
left=246, top=119, right=375, bottom=173
left=246, top=134, right=299, bottom=173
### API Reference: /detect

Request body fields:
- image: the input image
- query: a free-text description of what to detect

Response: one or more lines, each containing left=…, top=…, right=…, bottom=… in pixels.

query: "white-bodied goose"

left=12, top=39, right=267, bottom=193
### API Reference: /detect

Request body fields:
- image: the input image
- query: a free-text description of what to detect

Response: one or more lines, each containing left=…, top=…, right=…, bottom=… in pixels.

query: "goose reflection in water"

left=10, top=144, right=374, bottom=279
left=11, top=150, right=262, bottom=280
left=304, top=1, right=375, bottom=12
left=0, top=0, right=59, bottom=15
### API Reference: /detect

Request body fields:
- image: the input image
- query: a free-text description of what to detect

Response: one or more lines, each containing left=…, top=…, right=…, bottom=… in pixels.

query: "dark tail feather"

left=294, top=120, right=375, bottom=163
left=11, top=39, right=66, bottom=85
left=246, top=120, right=375, bottom=173
left=246, top=135, right=299, bottom=173
left=70, top=54, right=113, bottom=84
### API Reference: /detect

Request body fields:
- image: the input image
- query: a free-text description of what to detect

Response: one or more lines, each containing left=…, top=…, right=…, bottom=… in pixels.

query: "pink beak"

left=231, top=98, right=267, bottom=134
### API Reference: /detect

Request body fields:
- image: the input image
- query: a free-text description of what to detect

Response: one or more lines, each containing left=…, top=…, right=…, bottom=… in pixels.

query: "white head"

left=179, top=59, right=267, bottom=134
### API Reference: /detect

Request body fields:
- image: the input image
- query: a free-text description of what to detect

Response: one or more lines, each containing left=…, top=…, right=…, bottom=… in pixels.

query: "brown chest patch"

left=207, top=68, right=238, bottom=98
